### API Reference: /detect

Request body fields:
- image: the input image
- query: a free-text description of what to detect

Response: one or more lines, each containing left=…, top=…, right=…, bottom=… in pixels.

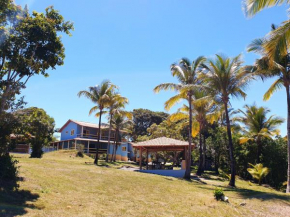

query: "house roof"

left=58, top=119, right=109, bottom=132
left=132, top=137, right=189, bottom=149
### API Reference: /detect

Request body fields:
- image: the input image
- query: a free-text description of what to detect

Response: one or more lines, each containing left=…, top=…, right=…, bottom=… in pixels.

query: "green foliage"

left=247, top=163, right=269, bottom=185
left=15, top=107, right=55, bottom=158
left=131, top=109, right=169, bottom=141
left=213, top=188, right=224, bottom=201
left=0, top=3, right=73, bottom=113
left=76, top=144, right=84, bottom=158
left=0, top=154, right=19, bottom=190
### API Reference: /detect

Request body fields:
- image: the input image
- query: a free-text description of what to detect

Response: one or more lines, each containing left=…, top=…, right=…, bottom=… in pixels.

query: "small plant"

left=76, top=144, right=84, bottom=158
left=213, top=188, right=224, bottom=201
left=247, top=163, right=269, bottom=185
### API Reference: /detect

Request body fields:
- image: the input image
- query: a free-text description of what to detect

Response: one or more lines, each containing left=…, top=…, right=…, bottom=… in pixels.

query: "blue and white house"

left=50, top=119, right=135, bottom=161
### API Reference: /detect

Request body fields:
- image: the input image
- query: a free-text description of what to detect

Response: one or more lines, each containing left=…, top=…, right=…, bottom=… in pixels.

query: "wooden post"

left=62, top=141, right=64, bottom=149
left=74, top=140, right=77, bottom=150
left=139, top=147, right=142, bottom=170
left=81, top=126, right=83, bottom=137
left=88, top=141, right=90, bottom=153
left=146, top=149, right=149, bottom=170
left=57, top=142, right=59, bottom=150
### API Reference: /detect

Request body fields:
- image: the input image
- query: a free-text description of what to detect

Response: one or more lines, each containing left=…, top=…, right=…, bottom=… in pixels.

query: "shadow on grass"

left=196, top=185, right=290, bottom=202
left=0, top=183, right=40, bottom=217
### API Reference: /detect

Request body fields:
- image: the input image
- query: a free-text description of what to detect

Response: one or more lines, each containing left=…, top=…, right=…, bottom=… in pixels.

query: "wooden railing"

left=76, top=134, right=115, bottom=140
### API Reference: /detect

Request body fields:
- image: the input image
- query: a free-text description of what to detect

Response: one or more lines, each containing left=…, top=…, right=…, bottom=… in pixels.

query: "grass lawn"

left=1, top=150, right=290, bottom=217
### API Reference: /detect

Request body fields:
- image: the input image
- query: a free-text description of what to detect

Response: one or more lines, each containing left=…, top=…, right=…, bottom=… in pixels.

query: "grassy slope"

left=1, top=150, right=290, bottom=217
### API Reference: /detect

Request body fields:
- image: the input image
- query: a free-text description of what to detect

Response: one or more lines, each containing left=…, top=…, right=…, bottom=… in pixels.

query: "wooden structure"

left=132, top=137, right=189, bottom=170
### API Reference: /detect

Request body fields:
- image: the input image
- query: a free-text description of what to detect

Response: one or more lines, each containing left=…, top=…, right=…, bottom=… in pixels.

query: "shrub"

left=76, top=144, right=84, bottom=158
left=213, top=188, right=224, bottom=201
left=0, top=154, right=19, bottom=190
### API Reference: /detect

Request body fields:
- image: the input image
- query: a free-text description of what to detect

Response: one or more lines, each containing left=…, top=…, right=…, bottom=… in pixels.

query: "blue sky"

left=17, top=0, right=289, bottom=136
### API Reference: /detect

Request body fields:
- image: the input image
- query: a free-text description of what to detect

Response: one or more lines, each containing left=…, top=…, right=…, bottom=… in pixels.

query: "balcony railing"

left=76, top=134, right=115, bottom=140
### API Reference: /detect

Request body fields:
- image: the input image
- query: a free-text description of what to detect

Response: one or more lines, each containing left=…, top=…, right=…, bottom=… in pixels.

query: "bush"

left=76, top=144, right=84, bottom=158
left=0, top=154, right=19, bottom=190
left=213, top=188, right=224, bottom=201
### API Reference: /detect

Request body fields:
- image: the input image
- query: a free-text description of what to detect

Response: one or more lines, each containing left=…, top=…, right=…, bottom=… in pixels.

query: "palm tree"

left=236, top=104, right=284, bottom=163
left=170, top=90, right=219, bottom=176
left=110, top=113, right=133, bottom=162
left=199, top=54, right=253, bottom=187
left=247, top=163, right=270, bottom=185
left=77, top=80, right=116, bottom=165
left=154, top=56, right=206, bottom=180
left=243, top=0, right=290, bottom=62
left=248, top=25, right=290, bottom=192
left=105, top=93, right=129, bottom=162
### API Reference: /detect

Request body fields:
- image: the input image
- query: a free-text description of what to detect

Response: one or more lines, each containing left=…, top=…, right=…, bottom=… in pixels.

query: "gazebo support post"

left=139, top=147, right=142, bottom=170
left=146, top=149, right=149, bottom=170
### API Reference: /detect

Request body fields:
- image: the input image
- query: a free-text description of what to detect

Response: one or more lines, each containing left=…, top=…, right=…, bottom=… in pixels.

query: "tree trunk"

left=184, top=93, right=192, bottom=180
left=105, top=114, right=113, bottom=162
left=203, top=134, right=206, bottom=171
left=286, top=85, right=290, bottom=193
left=114, top=129, right=119, bottom=162
left=257, top=139, right=262, bottom=164
left=94, top=110, right=102, bottom=165
left=224, top=101, right=236, bottom=187
left=196, top=129, right=203, bottom=176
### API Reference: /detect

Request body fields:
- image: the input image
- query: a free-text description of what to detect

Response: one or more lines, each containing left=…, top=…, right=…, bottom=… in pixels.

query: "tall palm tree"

left=154, top=56, right=206, bottom=180
left=110, top=113, right=133, bottom=162
left=77, top=80, right=116, bottom=165
left=236, top=104, right=284, bottom=163
left=170, top=91, right=219, bottom=176
left=243, top=0, right=290, bottom=61
left=248, top=26, right=290, bottom=192
left=199, top=54, right=253, bottom=187
left=105, top=93, right=129, bottom=162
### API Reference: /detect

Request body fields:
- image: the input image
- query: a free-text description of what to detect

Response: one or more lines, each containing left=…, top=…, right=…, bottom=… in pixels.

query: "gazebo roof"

left=132, top=137, right=189, bottom=151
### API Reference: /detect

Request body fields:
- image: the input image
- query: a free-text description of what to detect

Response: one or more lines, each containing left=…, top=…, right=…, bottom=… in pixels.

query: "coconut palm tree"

left=170, top=91, right=219, bottom=176
left=236, top=104, right=284, bottom=163
left=247, top=163, right=270, bottom=185
left=154, top=56, right=206, bottom=180
left=243, top=0, right=290, bottom=61
left=110, top=113, right=133, bottom=162
left=77, top=80, right=116, bottom=165
left=199, top=54, right=253, bottom=187
left=248, top=25, right=290, bottom=192
left=104, top=93, right=129, bottom=162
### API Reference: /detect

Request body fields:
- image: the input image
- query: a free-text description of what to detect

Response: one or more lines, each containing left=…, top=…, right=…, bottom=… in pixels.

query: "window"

left=71, top=130, right=75, bottom=135
left=122, top=146, right=127, bottom=152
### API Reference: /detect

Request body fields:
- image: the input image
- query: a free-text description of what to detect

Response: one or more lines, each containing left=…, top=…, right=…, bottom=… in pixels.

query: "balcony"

left=76, top=134, right=115, bottom=141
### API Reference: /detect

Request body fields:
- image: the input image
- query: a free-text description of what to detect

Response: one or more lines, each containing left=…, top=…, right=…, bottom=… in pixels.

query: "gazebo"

left=132, top=137, right=190, bottom=178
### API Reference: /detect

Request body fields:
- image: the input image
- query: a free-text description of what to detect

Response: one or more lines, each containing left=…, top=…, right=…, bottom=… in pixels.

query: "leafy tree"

left=247, top=163, right=270, bottom=185
left=199, top=54, right=253, bottom=186
left=16, top=107, right=55, bottom=158
left=131, top=109, right=169, bottom=141
left=0, top=2, right=73, bottom=113
left=237, top=104, right=284, bottom=163
left=154, top=56, right=205, bottom=180
left=78, top=80, right=116, bottom=165
left=248, top=24, right=290, bottom=192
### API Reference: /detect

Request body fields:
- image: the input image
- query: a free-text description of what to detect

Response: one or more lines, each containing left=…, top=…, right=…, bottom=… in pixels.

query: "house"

left=50, top=119, right=135, bottom=161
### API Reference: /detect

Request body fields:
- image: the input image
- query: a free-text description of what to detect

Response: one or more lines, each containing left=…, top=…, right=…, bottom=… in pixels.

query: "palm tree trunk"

left=94, top=110, right=102, bottom=165
left=224, top=101, right=236, bottom=187
left=203, top=134, right=206, bottom=171
left=285, top=85, right=290, bottom=193
left=257, top=139, right=262, bottom=164
left=196, top=129, right=203, bottom=176
left=105, top=114, right=113, bottom=162
left=184, top=93, right=192, bottom=180
left=114, top=129, right=119, bottom=162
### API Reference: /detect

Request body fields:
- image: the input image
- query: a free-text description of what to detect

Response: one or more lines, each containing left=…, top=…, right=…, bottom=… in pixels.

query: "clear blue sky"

left=17, top=0, right=289, bottom=136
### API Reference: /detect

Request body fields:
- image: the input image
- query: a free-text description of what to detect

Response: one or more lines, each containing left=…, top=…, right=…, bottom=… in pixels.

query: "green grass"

left=1, top=150, right=290, bottom=216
